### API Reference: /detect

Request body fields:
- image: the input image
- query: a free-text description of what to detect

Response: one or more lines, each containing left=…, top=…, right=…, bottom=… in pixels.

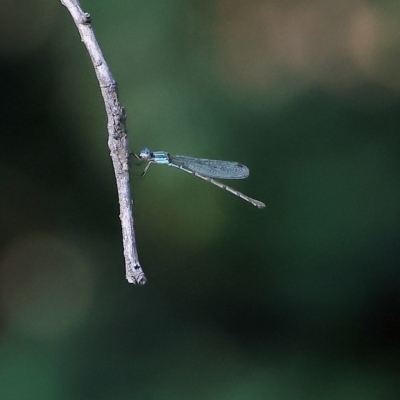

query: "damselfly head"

left=139, top=147, right=153, bottom=160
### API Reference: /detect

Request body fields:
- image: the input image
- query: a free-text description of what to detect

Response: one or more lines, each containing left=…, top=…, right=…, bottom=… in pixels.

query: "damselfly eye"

left=139, top=148, right=152, bottom=159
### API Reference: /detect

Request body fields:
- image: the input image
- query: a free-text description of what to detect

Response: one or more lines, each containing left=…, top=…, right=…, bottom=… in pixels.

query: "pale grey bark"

left=60, top=0, right=146, bottom=284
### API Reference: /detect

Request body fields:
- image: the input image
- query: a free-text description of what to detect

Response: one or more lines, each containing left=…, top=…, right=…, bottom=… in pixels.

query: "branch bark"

left=60, top=0, right=146, bottom=284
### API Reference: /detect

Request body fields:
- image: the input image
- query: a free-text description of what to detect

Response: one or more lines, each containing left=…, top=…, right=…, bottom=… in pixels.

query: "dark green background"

left=0, top=0, right=399, bottom=399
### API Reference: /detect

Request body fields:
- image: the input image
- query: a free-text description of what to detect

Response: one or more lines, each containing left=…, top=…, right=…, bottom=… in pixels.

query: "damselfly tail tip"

left=256, top=201, right=266, bottom=209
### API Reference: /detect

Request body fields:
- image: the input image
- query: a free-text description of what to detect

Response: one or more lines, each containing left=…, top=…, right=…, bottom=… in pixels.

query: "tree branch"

left=60, top=0, right=146, bottom=284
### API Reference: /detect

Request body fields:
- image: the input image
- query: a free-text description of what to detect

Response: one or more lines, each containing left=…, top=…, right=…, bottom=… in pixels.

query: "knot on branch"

left=79, top=12, right=91, bottom=25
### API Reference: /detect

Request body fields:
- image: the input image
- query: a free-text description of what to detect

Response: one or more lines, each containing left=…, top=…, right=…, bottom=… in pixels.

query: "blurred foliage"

left=0, top=0, right=400, bottom=399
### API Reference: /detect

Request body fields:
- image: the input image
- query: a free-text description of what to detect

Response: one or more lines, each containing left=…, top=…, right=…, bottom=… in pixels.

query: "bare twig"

left=60, top=0, right=146, bottom=284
